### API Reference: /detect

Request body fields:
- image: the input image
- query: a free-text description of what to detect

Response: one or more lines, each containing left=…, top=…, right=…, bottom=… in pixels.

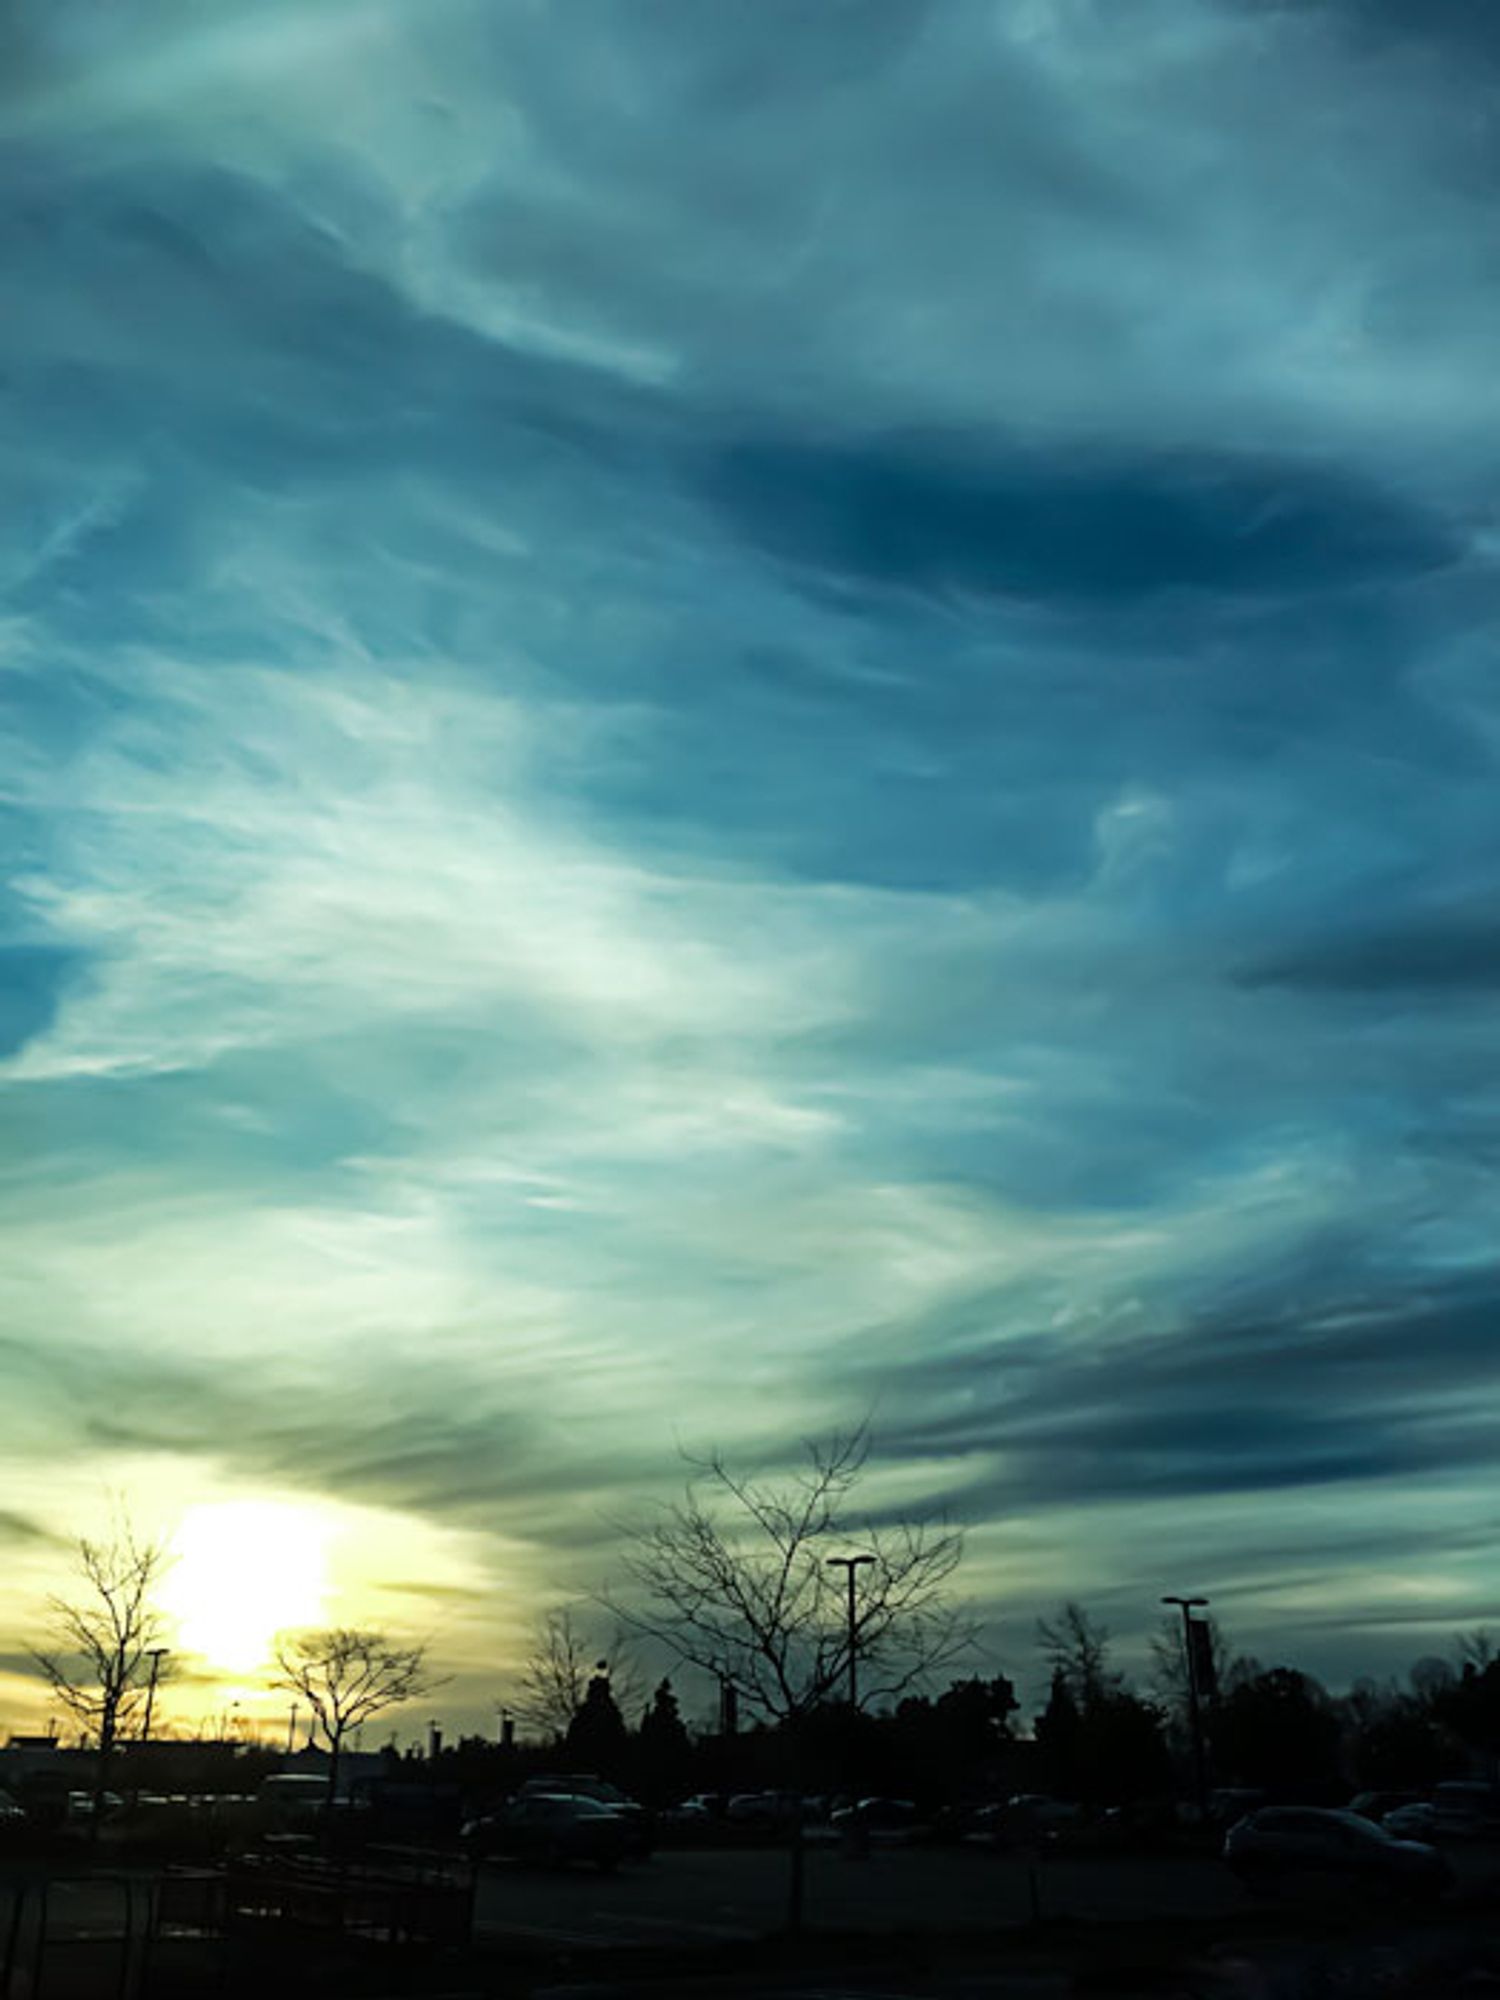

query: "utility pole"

left=826, top=1553, right=875, bottom=1709
left=718, top=1676, right=738, bottom=1737
left=141, top=1648, right=170, bottom=1744
left=1162, top=1594, right=1211, bottom=1821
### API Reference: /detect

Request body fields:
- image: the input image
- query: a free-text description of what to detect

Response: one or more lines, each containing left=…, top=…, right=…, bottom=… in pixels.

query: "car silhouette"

left=514, top=1775, right=652, bottom=1854
left=1384, top=1785, right=1500, bottom=1842
left=461, top=1793, right=633, bottom=1870
left=829, top=1798, right=928, bottom=1844
left=1224, top=1806, right=1450, bottom=1901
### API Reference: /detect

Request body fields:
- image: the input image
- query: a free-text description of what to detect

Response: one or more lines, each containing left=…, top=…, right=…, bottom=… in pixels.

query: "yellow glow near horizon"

left=162, top=1500, right=332, bottom=1675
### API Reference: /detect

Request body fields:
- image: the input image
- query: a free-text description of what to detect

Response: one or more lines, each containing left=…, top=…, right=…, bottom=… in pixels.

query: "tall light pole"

left=141, top=1648, right=170, bottom=1744
left=826, top=1554, right=875, bottom=1710
left=1162, top=1595, right=1210, bottom=1820
left=717, top=1674, right=739, bottom=1738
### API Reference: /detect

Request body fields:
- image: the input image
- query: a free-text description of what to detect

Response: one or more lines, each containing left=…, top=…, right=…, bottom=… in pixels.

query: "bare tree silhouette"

left=1036, top=1602, right=1119, bottom=1707
left=1455, top=1627, right=1498, bottom=1672
left=273, top=1628, right=441, bottom=1810
left=32, top=1517, right=171, bottom=1824
left=513, top=1606, right=642, bottom=1743
left=608, top=1426, right=969, bottom=1726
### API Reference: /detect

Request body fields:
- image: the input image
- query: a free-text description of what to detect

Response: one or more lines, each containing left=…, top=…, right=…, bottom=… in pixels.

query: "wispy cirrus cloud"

left=5, top=0, right=1500, bottom=1715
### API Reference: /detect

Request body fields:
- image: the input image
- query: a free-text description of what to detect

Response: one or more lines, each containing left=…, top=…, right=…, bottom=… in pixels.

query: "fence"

left=0, top=1852, right=474, bottom=1998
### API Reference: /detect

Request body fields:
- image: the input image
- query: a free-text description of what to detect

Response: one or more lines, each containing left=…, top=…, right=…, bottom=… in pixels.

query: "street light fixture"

left=826, top=1554, right=875, bottom=1710
left=1162, top=1595, right=1211, bottom=1819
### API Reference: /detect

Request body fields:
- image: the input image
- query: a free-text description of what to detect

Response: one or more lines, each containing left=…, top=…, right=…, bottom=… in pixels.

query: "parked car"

left=1002, top=1795, right=1084, bottom=1840
left=672, top=1793, right=725, bottom=1818
left=519, top=1773, right=633, bottom=1806
left=1386, top=1784, right=1500, bottom=1842
left=957, top=1799, right=1047, bottom=1848
left=516, top=1775, right=651, bottom=1854
left=1348, top=1790, right=1424, bottom=1824
left=1091, top=1800, right=1182, bottom=1848
left=657, top=1792, right=728, bottom=1839
left=725, top=1791, right=802, bottom=1833
left=659, top=1797, right=712, bottom=1827
left=1431, top=1782, right=1500, bottom=1836
left=1382, top=1803, right=1440, bottom=1839
left=1224, top=1807, right=1450, bottom=1901
left=256, top=1773, right=336, bottom=1832
left=66, top=1791, right=124, bottom=1822
left=829, top=1798, right=928, bottom=1845
left=462, top=1793, right=633, bottom=1870
left=1207, top=1788, right=1270, bottom=1826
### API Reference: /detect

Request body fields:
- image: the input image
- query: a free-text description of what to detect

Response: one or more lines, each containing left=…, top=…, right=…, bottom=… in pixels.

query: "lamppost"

left=717, top=1674, right=738, bottom=1738
left=826, top=1554, right=875, bottom=1710
left=141, top=1648, right=170, bottom=1744
left=1162, top=1595, right=1211, bottom=1820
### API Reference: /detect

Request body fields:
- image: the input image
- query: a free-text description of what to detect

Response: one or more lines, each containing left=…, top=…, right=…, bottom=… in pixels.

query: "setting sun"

left=162, top=1500, right=333, bottom=1674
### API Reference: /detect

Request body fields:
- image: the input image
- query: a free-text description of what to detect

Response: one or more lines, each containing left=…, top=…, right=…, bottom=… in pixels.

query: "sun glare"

left=162, top=1500, right=332, bottom=1674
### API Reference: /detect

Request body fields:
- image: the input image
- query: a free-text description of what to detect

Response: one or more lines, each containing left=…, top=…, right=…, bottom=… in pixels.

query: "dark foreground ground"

left=7, top=1842, right=1500, bottom=1997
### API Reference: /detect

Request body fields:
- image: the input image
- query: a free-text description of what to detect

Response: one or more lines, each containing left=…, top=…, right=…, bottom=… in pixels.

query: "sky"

left=4, top=0, right=1500, bottom=1739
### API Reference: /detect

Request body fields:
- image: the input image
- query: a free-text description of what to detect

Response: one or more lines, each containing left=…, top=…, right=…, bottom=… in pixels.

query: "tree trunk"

left=89, top=1701, right=120, bottom=1846
left=323, top=1733, right=342, bottom=1849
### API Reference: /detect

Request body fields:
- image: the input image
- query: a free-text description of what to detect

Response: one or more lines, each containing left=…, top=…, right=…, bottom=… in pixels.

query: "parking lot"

left=0, top=1843, right=1492, bottom=2000
left=8, top=1836, right=1500, bottom=1971
left=474, top=1835, right=1500, bottom=1950
left=473, top=1842, right=1258, bottom=1947
left=11, top=1833, right=1500, bottom=1945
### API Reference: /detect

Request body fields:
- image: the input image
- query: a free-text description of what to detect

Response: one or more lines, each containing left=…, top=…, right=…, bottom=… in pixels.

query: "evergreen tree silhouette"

left=564, top=1662, right=629, bottom=1776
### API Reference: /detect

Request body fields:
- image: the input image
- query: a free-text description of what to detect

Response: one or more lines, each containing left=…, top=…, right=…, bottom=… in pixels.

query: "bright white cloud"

left=6, top=0, right=1500, bottom=1723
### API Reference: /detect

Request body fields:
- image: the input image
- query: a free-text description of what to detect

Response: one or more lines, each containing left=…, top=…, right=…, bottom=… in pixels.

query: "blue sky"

left=4, top=0, right=1500, bottom=1728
